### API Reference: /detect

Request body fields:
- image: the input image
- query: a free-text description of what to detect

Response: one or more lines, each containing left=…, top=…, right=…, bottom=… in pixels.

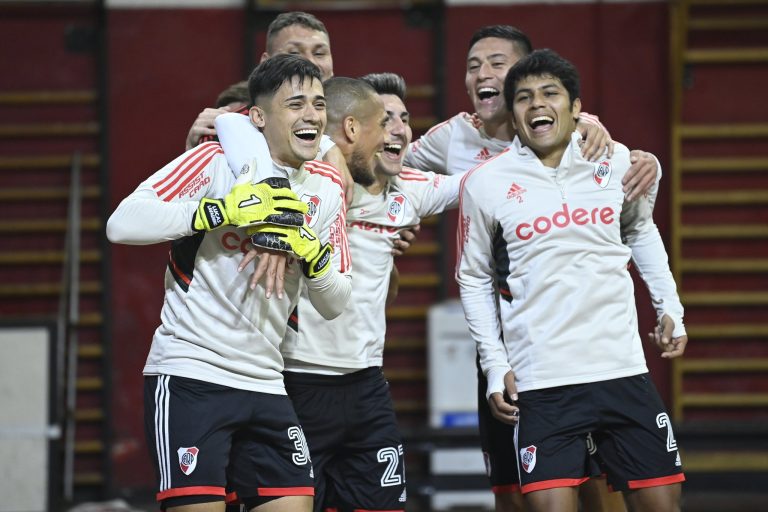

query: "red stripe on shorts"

left=521, top=476, right=589, bottom=494
left=157, top=485, right=225, bottom=500
left=628, top=473, right=685, bottom=489
left=258, top=486, right=314, bottom=496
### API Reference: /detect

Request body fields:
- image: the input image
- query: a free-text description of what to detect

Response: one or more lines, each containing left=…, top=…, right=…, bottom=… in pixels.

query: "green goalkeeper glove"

left=193, top=178, right=307, bottom=231
left=248, top=223, right=333, bottom=279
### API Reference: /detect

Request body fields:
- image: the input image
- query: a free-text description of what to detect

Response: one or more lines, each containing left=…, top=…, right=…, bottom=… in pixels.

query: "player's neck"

left=366, top=173, right=388, bottom=195
left=483, top=118, right=514, bottom=142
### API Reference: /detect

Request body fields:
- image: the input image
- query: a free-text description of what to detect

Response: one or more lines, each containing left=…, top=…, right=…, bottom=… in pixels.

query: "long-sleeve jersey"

left=106, top=142, right=351, bottom=394
left=215, top=114, right=465, bottom=371
left=404, top=112, right=510, bottom=176
left=284, top=169, right=462, bottom=370
left=456, top=133, right=684, bottom=397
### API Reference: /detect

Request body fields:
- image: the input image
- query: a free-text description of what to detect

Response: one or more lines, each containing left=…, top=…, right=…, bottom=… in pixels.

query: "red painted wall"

left=106, top=3, right=671, bottom=492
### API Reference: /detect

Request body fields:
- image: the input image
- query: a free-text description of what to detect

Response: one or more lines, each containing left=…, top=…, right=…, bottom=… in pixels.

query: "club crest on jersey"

left=177, top=446, right=199, bottom=475
left=593, top=160, right=612, bottom=188
left=520, top=445, right=537, bottom=473
left=388, top=194, right=407, bottom=224
left=301, top=194, right=321, bottom=227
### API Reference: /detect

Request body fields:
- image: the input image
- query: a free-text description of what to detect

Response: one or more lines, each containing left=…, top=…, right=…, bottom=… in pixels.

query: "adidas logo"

left=399, top=488, right=407, bottom=502
left=475, top=147, right=491, bottom=161
left=506, top=182, right=527, bottom=203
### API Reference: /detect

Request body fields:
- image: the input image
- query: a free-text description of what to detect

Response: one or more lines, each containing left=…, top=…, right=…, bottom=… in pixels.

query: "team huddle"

left=107, top=11, right=687, bottom=512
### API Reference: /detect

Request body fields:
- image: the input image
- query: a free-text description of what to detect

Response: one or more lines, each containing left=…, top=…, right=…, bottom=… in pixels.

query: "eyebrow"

left=468, top=53, right=509, bottom=62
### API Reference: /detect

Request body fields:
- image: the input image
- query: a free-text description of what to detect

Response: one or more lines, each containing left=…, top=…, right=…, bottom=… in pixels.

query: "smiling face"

left=348, top=95, right=388, bottom=186
left=251, top=75, right=326, bottom=169
left=265, top=25, right=334, bottom=81
left=375, top=93, right=412, bottom=178
left=511, top=74, right=581, bottom=168
left=465, top=37, right=526, bottom=127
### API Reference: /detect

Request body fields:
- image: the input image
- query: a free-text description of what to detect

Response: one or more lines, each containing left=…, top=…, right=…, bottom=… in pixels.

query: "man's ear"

left=571, top=98, right=582, bottom=120
left=342, top=116, right=358, bottom=143
left=250, top=106, right=266, bottom=129
left=260, top=52, right=270, bottom=64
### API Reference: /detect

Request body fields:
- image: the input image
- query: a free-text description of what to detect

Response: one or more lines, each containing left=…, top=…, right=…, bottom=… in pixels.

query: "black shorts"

left=144, top=375, right=314, bottom=509
left=515, top=374, right=685, bottom=493
left=284, top=367, right=406, bottom=512
left=477, top=364, right=520, bottom=494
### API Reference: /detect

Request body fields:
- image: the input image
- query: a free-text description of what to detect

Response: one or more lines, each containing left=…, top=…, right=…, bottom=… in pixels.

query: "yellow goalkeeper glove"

left=193, top=178, right=308, bottom=231
left=248, top=223, right=333, bottom=279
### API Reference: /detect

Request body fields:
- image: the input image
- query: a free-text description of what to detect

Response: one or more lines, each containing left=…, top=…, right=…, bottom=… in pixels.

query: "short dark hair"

left=468, top=25, right=533, bottom=57
left=215, top=80, right=249, bottom=108
left=359, top=72, right=407, bottom=101
left=323, top=77, right=378, bottom=127
left=248, top=54, right=323, bottom=106
left=266, top=11, right=329, bottom=53
left=503, top=49, right=580, bottom=111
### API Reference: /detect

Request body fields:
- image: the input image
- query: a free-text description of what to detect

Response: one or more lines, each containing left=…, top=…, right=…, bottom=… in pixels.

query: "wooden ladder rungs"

left=0, top=281, right=102, bottom=297
left=0, top=122, right=100, bottom=138
left=399, top=273, right=441, bottom=287
left=680, top=258, right=768, bottom=272
left=384, top=369, right=427, bottom=382
left=79, top=312, right=103, bottom=327
left=0, top=90, right=97, bottom=105
left=0, top=154, right=100, bottom=170
left=401, top=242, right=439, bottom=256
left=385, top=337, right=426, bottom=351
left=687, top=0, right=768, bottom=5
left=0, top=185, right=100, bottom=200
left=688, top=17, right=768, bottom=31
left=73, top=472, right=104, bottom=486
left=685, top=47, right=768, bottom=63
left=74, top=408, right=104, bottom=422
left=76, top=377, right=103, bottom=391
left=386, top=305, right=429, bottom=320
left=681, top=157, right=768, bottom=172
left=680, top=190, right=768, bottom=205
left=411, top=116, right=439, bottom=132
left=686, top=323, right=768, bottom=338
left=0, top=217, right=102, bottom=233
left=0, top=249, right=100, bottom=265
left=407, top=84, right=435, bottom=99
left=681, top=291, right=768, bottom=305
left=681, top=450, right=768, bottom=472
left=74, top=440, right=104, bottom=454
left=78, top=344, right=104, bottom=358
left=677, top=123, right=768, bottom=138
left=680, top=393, right=768, bottom=407
left=679, top=224, right=768, bottom=238
left=392, top=400, right=427, bottom=414
left=680, top=358, right=768, bottom=372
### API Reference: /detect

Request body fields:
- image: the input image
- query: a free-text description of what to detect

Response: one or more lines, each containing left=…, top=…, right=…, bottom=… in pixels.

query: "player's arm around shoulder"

left=404, top=113, right=464, bottom=174
left=106, top=143, right=227, bottom=245
left=302, top=161, right=352, bottom=319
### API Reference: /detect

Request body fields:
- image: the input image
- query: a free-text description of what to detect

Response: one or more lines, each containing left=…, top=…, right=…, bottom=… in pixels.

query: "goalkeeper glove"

left=248, top=223, right=333, bottom=279
left=193, top=177, right=307, bottom=231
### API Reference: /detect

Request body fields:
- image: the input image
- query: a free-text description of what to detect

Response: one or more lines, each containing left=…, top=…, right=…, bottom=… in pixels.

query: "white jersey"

left=457, top=133, right=684, bottom=397
left=404, top=112, right=510, bottom=176
left=283, top=168, right=463, bottom=371
left=106, top=142, right=350, bottom=394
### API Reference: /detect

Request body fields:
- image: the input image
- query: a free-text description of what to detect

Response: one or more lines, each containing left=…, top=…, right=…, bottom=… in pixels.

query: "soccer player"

left=106, top=55, right=351, bottom=512
left=216, top=72, right=469, bottom=512
left=185, top=12, right=333, bottom=150
left=457, top=49, right=687, bottom=512
left=403, top=24, right=661, bottom=512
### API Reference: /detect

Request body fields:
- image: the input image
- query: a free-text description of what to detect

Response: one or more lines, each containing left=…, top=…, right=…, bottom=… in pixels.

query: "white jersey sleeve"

left=396, top=167, right=464, bottom=217
left=455, top=169, right=511, bottom=399
left=621, top=160, right=685, bottom=338
left=106, top=142, right=225, bottom=245
left=403, top=117, right=455, bottom=174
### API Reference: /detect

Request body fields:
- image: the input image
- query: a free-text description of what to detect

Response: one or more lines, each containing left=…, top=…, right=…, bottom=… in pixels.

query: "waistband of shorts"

left=283, top=366, right=383, bottom=386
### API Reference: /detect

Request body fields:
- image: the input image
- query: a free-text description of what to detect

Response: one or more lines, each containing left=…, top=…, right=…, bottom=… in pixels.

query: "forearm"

left=107, top=193, right=197, bottom=245
left=305, top=270, right=352, bottom=320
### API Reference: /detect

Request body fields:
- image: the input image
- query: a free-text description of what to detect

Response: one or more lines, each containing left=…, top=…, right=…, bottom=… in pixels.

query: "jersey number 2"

left=377, top=445, right=404, bottom=487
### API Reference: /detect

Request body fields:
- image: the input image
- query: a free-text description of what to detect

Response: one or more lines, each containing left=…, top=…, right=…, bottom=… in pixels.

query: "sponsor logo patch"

left=519, top=445, right=537, bottom=474
left=177, top=446, right=199, bottom=475
left=506, top=182, right=527, bottom=203
left=593, top=160, right=612, bottom=188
